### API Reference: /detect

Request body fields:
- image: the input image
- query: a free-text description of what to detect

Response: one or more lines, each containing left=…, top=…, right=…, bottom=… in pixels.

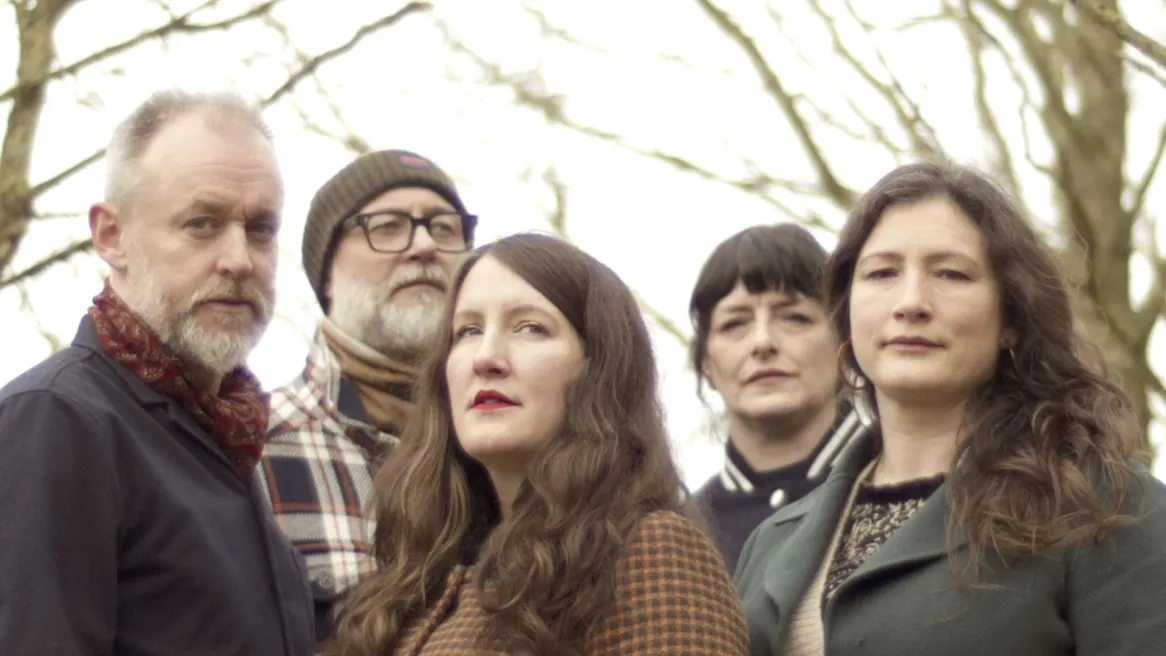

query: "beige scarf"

left=320, top=319, right=417, bottom=435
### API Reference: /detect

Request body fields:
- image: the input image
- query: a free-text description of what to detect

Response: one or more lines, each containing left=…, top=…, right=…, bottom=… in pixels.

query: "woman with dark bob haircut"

left=735, top=161, right=1166, bottom=655
left=327, top=232, right=749, bottom=656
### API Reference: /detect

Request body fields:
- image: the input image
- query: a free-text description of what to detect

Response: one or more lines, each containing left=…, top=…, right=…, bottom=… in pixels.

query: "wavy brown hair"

left=825, top=161, right=1148, bottom=581
left=328, top=232, right=690, bottom=655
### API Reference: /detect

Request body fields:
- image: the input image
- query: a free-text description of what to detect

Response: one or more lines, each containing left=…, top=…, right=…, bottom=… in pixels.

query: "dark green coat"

left=734, top=436, right=1166, bottom=656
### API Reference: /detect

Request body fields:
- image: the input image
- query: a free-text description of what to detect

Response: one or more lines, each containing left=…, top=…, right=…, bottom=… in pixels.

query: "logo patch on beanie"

left=398, top=153, right=433, bottom=170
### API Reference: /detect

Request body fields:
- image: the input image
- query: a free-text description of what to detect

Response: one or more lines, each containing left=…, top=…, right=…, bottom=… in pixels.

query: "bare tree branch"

left=516, top=0, right=739, bottom=79
left=29, top=148, right=103, bottom=199
left=261, top=3, right=433, bottom=106
left=263, top=14, right=373, bottom=156
left=765, top=8, right=908, bottom=157
left=1070, top=0, right=1166, bottom=73
left=0, top=0, right=80, bottom=274
left=436, top=22, right=833, bottom=230
left=0, top=0, right=281, bottom=105
left=960, top=3, right=1055, bottom=179
left=957, top=0, right=1022, bottom=198
left=693, top=0, right=856, bottom=207
left=542, top=166, right=569, bottom=238
left=0, top=237, right=91, bottom=289
left=634, top=288, right=691, bottom=348
left=1128, top=119, right=1166, bottom=220
left=5, top=3, right=431, bottom=282
left=809, top=0, right=945, bottom=159
left=31, top=211, right=82, bottom=220
left=15, top=280, right=64, bottom=351
left=1125, top=54, right=1166, bottom=88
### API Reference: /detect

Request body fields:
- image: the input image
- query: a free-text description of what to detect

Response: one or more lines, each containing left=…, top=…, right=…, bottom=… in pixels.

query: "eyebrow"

left=715, top=294, right=801, bottom=315
left=182, top=198, right=279, bottom=224
left=856, top=250, right=979, bottom=267
left=451, top=302, right=556, bottom=324
left=361, top=203, right=457, bottom=216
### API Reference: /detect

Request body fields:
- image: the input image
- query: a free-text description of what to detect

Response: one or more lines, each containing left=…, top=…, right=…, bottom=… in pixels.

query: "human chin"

left=739, top=389, right=808, bottom=420
left=390, top=283, right=445, bottom=305
left=458, top=423, right=524, bottom=463
left=192, top=300, right=260, bottom=333
left=176, top=314, right=259, bottom=375
left=869, top=360, right=949, bottom=396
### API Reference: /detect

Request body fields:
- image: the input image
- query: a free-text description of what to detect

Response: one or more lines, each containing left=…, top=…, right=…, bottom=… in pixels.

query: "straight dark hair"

left=689, top=223, right=828, bottom=399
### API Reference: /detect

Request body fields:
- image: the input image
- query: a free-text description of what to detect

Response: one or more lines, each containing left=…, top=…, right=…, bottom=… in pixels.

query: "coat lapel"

left=72, top=315, right=242, bottom=484
left=760, top=435, right=875, bottom=622
left=833, top=480, right=967, bottom=599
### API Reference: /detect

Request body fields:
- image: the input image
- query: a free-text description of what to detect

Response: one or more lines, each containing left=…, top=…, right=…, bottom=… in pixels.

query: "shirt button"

left=314, top=571, right=335, bottom=591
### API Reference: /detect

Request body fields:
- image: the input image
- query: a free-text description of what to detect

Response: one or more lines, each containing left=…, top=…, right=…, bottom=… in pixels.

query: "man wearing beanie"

left=256, top=149, right=477, bottom=643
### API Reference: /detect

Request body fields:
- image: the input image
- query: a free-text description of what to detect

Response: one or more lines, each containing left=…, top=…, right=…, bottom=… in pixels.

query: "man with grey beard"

left=0, top=90, right=313, bottom=655
left=257, top=149, right=477, bottom=643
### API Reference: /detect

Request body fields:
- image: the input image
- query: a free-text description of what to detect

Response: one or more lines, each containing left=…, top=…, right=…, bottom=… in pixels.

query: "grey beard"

left=328, top=269, right=446, bottom=361
left=361, top=293, right=444, bottom=360
left=120, top=246, right=269, bottom=378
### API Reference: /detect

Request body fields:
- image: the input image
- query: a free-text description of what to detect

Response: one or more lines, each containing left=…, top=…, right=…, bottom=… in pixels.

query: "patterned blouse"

left=822, top=473, right=946, bottom=605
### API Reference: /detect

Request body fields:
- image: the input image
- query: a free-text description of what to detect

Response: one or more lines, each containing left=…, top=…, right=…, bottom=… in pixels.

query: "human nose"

left=215, top=225, right=255, bottom=279
left=403, top=220, right=438, bottom=262
left=891, top=270, right=932, bottom=322
left=749, top=318, right=778, bottom=358
left=471, top=330, right=510, bottom=378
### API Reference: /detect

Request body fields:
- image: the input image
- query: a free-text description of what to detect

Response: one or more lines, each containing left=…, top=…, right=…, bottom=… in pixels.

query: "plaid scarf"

left=87, top=280, right=268, bottom=481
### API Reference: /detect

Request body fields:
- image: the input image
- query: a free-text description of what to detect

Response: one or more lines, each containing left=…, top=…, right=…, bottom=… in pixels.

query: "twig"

left=0, top=237, right=92, bottom=289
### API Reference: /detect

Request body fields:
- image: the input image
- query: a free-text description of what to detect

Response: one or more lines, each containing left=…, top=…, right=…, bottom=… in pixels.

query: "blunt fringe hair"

left=105, top=89, right=272, bottom=210
left=328, top=232, right=691, bottom=655
left=689, top=223, right=828, bottom=399
left=825, top=160, right=1148, bottom=582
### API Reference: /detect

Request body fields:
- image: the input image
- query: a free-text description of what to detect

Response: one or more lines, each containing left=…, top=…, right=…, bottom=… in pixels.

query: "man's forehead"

left=358, top=186, right=454, bottom=213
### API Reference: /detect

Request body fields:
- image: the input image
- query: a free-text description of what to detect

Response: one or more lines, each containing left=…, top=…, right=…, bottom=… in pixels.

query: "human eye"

left=247, top=221, right=278, bottom=243
left=452, top=324, right=481, bottom=341
left=862, top=267, right=897, bottom=280
left=367, top=213, right=409, bottom=234
left=784, top=313, right=814, bottom=325
left=184, top=217, right=218, bottom=234
left=518, top=322, right=548, bottom=335
left=429, top=214, right=461, bottom=236
left=937, top=269, right=971, bottom=281
left=715, top=318, right=746, bottom=333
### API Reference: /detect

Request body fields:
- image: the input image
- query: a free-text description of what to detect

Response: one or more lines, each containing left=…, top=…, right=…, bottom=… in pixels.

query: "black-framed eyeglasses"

left=342, top=210, right=478, bottom=254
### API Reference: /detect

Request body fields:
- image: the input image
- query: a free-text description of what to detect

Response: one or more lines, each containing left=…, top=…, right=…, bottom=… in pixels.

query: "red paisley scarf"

left=87, top=280, right=268, bottom=481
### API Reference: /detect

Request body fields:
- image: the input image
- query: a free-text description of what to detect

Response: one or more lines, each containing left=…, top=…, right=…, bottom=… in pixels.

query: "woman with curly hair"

left=735, top=161, right=1166, bottom=655
left=327, top=232, right=749, bottom=656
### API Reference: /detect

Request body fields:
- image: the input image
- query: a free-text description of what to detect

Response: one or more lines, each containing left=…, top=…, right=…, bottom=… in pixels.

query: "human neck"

left=728, top=401, right=837, bottom=474
left=185, top=363, right=223, bottom=396
left=872, top=393, right=964, bottom=485
left=488, top=470, right=523, bottom=522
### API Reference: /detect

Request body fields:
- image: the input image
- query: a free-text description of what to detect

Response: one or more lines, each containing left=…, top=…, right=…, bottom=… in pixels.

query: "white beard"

left=119, top=242, right=272, bottom=378
left=328, top=263, right=448, bottom=359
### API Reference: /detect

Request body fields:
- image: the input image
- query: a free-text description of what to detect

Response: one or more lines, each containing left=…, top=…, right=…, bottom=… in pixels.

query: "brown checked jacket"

left=392, top=510, right=750, bottom=655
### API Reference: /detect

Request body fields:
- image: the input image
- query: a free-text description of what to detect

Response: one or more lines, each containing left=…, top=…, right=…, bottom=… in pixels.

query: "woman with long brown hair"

left=328, top=232, right=749, bottom=655
left=735, top=161, right=1166, bottom=655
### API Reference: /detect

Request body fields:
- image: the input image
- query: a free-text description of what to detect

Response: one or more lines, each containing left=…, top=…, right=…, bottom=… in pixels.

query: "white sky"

left=2, top=0, right=1166, bottom=484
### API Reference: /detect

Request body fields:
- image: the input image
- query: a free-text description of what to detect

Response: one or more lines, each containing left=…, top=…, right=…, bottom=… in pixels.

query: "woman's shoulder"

left=621, top=510, right=724, bottom=567
left=587, top=510, right=748, bottom=655
left=628, top=510, right=711, bottom=546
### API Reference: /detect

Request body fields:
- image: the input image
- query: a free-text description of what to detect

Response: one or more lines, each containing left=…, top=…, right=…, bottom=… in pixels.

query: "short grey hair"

left=104, top=89, right=273, bottom=210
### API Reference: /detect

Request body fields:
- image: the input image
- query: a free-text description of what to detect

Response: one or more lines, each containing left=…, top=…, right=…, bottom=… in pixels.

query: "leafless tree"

left=434, top=0, right=1166, bottom=454
left=0, top=0, right=431, bottom=290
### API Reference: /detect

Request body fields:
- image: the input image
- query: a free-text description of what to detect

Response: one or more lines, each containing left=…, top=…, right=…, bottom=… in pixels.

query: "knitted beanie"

left=302, top=149, right=472, bottom=312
